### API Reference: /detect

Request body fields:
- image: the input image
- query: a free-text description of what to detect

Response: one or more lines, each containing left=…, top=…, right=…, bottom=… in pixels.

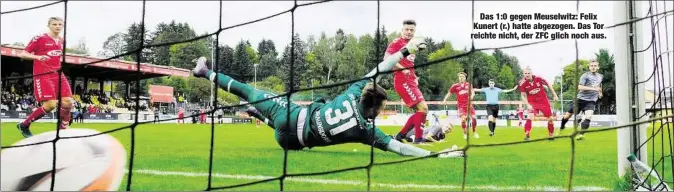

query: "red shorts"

left=458, top=104, right=476, bottom=117
left=529, top=102, right=553, bottom=117
left=33, top=73, right=72, bottom=102
left=393, top=75, right=425, bottom=108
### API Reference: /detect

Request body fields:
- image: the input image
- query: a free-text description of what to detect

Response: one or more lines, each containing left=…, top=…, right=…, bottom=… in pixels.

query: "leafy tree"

left=279, top=34, right=308, bottom=91
left=168, top=40, right=210, bottom=69
left=99, top=33, right=127, bottom=58
left=594, top=49, right=615, bottom=114
left=150, top=21, right=197, bottom=66
left=232, top=40, right=254, bottom=83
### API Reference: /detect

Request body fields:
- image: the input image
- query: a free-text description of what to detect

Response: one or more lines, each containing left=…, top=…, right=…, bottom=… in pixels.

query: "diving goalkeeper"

left=192, top=38, right=462, bottom=158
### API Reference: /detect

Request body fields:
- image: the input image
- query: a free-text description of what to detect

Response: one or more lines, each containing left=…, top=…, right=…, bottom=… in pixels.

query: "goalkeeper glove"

left=404, top=37, right=427, bottom=55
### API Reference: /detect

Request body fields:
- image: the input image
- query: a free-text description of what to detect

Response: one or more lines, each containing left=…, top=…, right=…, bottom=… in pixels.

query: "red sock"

left=23, top=107, right=47, bottom=127
left=525, top=119, right=532, bottom=136
left=399, top=113, right=419, bottom=135
left=413, top=112, right=426, bottom=139
left=461, top=121, right=467, bottom=133
left=59, top=106, right=72, bottom=129
left=547, top=121, right=554, bottom=136
left=471, top=118, right=477, bottom=132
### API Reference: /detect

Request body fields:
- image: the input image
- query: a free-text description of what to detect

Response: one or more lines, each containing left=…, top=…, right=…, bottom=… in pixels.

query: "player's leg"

left=17, top=75, right=59, bottom=137
left=392, top=78, right=425, bottom=143
left=576, top=101, right=596, bottom=140
left=524, top=108, right=535, bottom=141
left=469, top=105, right=478, bottom=138
left=411, top=101, right=429, bottom=144
left=57, top=75, right=74, bottom=130
left=460, top=112, right=468, bottom=139
left=559, top=100, right=576, bottom=133
left=488, top=105, right=499, bottom=136
left=193, top=61, right=296, bottom=131
left=246, top=106, right=273, bottom=128
left=539, top=103, right=555, bottom=140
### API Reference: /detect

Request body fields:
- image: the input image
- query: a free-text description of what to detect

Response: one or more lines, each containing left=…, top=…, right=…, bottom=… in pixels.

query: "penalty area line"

left=125, top=169, right=609, bottom=191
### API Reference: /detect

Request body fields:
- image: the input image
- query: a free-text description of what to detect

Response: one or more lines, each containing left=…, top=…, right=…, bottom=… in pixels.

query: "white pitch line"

left=127, top=169, right=609, bottom=191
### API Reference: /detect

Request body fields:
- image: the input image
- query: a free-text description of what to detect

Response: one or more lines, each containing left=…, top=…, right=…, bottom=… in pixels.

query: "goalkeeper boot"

left=473, top=132, right=480, bottom=139
left=17, top=123, right=33, bottom=138
left=192, top=56, right=210, bottom=78
left=524, top=135, right=531, bottom=141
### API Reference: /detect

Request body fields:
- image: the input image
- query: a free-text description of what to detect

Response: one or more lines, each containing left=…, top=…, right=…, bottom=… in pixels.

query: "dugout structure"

left=1, top=45, right=190, bottom=97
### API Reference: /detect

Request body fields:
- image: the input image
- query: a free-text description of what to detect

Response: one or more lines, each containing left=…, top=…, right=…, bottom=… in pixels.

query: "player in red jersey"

left=518, top=66, right=559, bottom=141
left=16, top=17, right=73, bottom=138
left=443, top=72, right=478, bottom=139
left=516, top=105, right=524, bottom=127
left=387, top=20, right=430, bottom=144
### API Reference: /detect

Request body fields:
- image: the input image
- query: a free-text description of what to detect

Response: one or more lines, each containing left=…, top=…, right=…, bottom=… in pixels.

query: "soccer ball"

left=1, top=129, right=126, bottom=191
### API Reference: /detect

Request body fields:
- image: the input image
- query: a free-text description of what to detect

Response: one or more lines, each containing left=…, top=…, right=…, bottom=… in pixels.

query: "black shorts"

left=565, top=99, right=597, bottom=114
left=486, top=104, right=499, bottom=118
left=217, top=115, right=223, bottom=119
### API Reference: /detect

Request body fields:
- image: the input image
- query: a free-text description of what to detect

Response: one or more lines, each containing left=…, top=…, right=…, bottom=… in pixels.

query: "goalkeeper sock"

left=207, top=70, right=254, bottom=101
left=524, top=119, right=532, bottom=137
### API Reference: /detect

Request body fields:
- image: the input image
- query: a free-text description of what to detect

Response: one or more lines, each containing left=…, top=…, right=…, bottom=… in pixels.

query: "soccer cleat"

left=463, top=134, right=468, bottom=139
left=473, top=132, right=480, bottom=139
left=575, top=134, right=585, bottom=140
left=556, top=128, right=564, bottom=136
left=192, top=56, right=210, bottom=78
left=394, top=133, right=405, bottom=142
left=489, top=132, right=494, bottom=137
left=524, top=136, right=530, bottom=141
left=17, top=123, right=33, bottom=138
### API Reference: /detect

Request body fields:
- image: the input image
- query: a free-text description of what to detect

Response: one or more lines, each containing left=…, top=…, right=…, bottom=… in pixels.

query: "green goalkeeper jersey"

left=300, top=79, right=392, bottom=151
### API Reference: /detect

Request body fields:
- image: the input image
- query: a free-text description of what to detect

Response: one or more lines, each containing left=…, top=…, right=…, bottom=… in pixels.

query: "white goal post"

left=614, top=0, right=648, bottom=177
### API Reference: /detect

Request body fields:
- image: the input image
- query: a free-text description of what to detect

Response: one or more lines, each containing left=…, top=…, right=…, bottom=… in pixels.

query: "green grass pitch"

left=2, top=121, right=670, bottom=191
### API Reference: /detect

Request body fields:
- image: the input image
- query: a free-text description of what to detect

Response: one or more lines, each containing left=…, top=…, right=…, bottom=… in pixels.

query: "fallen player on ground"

left=193, top=38, right=462, bottom=158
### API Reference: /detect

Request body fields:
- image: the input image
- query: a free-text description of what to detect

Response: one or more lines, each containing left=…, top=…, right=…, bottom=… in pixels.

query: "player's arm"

left=470, top=85, right=475, bottom=100
left=577, top=74, right=601, bottom=92
left=383, top=52, right=407, bottom=72
left=372, top=127, right=458, bottom=158
left=19, top=36, right=48, bottom=61
left=547, top=82, right=559, bottom=101
left=442, top=91, right=452, bottom=103
left=363, top=38, right=425, bottom=81
left=443, top=85, right=454, bottom=103
left=539, top=77, right=559, bottom=101
left=502, top=85, right=519, bottom=93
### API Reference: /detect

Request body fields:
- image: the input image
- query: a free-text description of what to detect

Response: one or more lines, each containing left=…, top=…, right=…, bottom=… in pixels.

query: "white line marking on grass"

left=128, top=169, right=609, bottom=191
